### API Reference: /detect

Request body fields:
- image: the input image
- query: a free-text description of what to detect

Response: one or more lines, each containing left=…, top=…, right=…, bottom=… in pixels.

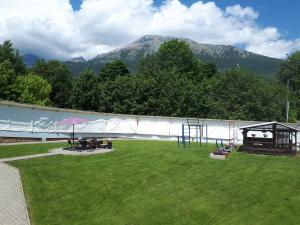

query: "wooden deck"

left=239, top=145, right=296, bottom=155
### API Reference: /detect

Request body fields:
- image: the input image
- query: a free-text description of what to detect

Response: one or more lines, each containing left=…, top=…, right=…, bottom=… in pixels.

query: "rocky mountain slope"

left=66, top=35, right=282, bottom=76
left=22, top=54, right=39, bottom=67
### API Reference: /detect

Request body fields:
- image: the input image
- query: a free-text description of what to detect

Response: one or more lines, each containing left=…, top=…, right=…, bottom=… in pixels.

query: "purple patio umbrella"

left=57, top=117, right=90, bottom=146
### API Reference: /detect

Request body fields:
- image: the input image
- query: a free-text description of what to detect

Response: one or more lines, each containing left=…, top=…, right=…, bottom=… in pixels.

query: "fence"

left=1, top=101, right=299, bottom=144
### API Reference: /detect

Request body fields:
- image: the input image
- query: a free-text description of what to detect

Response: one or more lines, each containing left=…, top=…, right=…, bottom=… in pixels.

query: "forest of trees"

left=0, top=40, right=299, bottom=122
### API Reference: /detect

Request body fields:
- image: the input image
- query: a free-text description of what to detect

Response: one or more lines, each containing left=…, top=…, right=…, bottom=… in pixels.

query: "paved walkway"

left=0, top=152, right=60, bottom=225
left=0, top=147, right=113, bottom=225
left=0, top=162, right=31, bottom=225
left=0, top=140, right=65, bottom=146
left=0, top=152, right=59, bottom=162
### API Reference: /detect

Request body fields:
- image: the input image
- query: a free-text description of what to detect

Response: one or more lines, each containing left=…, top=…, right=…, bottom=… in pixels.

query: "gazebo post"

left=273, top=123, right=277, bottom=151
left=295, top=131, right=297, bottom=151
left=291, top=132, right=292, bottom=151
left=242, top=129, right=247, bottom=147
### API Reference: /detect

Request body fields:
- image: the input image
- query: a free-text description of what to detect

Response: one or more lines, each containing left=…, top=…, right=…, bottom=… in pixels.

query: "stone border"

left=15, top=164, right=31, bottom=225
left=0, top=153, right=59, bottom=162
left=0, top=146, right=113, bottom=225
left=0, top=140, right=65, bottom=146
left=49, top=147, right=113, bottom=156
left=0, top=162, right=31, bottom=225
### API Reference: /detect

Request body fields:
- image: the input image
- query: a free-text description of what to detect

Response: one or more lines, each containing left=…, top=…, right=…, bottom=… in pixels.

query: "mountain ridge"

left=22, top=54, right=39, bottom=67
left=66, top=56, right=86, bottom=63
left=23, top=35, right=282, bottom=76
left=65, top=35, right=282, bottom=76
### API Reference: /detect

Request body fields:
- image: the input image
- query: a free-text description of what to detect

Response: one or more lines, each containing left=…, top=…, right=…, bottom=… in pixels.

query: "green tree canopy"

left=0, top=40, right=289, bottom=122
left=31, top=60, right=73, bottom=108
left=14, top=73, right=52, bottom=106
left=0, top=40, right=26, bottom=101
left=155, top=40, right=198, bottom=76
left=71, top=70, right=99, bottom=111
left=0, top=40, right=26, bottom=75
left=277, top=51, right=300, bottom=120
left=132, top=40, right=218, bottom=117
left=0, top=60, right=17, bottom=100
left=99, top=60, right=130, bottom=80
left=205, top=69, right=285, bottom=121
left=138, top=40, right=209, bottom=82
left=277, top=51, right=300, bottom=85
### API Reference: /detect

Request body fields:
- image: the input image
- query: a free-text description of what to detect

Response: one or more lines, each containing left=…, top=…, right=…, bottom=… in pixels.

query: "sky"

left=0, top=0, right=299, bottom=60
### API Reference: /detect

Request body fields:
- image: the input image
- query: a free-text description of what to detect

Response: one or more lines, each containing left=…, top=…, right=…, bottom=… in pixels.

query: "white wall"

left=1, top=101, right=299, bottom=144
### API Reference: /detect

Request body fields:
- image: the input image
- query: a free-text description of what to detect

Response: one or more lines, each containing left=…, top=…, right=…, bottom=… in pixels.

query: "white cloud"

left=0, top=0, right=298, bottom=59
left=225, top=4, right=258, bottom=20
left=246, top=39, right=300, bottom=59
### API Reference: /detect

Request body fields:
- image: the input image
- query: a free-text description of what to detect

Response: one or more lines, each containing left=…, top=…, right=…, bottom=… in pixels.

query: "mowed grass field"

left=9, top=140, right=300, bottom=225
left=0, top=142, right=66, bottom=159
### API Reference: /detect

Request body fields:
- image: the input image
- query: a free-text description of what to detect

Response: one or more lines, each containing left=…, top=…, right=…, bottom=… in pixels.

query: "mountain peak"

left=67, top=56, right=86, bottom=63
left=133, top=34, right=176, bottom=43
left=136, top=34, right=162, bottom=41
left=22, top=54, right=39, bottom=67
left=127, top=34, right=252, bottom=58
left=66, top=34, right=282, bottom=76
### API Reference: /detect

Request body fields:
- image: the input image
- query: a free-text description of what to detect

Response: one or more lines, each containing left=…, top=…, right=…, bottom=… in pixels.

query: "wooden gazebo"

left=239, top=122, right=299, bottom=154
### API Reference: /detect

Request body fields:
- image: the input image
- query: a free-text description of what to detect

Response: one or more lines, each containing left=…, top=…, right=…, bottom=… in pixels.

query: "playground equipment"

left=178, top=118, right=208, bottom=148
left=178, top=120, right=238, bottom=149
left=229, top=121, right=236, bottom=145
left=215, top=139, right=235, bottom=153
left=209, top=139, right=236, bottom=159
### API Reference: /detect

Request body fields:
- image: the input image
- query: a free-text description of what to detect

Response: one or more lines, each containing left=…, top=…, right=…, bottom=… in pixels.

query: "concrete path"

left=0, top=152, right=59, bottom=162
left=0, top=147, right=114, bottom=225
left=0, top=162, right=31, bottom=225
left=0, top=140, right=65, bottom=146
left=0, top=152, right=60, bottom=225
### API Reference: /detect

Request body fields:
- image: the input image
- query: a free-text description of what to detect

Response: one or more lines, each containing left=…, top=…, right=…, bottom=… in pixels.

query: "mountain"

left=65, top=35, right=283, bottom=76
left=22, top=54, right=39, bottom=67
left=66, top=57, right=86, bottom=63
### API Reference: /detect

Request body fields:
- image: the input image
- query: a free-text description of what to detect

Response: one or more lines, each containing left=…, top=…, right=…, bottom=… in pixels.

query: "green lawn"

left=0, top=142, right=66, bottom=159
left=11, top=140, right=300, bottom=225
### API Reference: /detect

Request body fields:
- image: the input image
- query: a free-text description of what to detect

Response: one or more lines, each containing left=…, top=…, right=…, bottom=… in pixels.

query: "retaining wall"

left=1, top=101, right=299, bottom=144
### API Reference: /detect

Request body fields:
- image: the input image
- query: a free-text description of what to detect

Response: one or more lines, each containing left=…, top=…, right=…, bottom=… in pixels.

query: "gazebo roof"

left=239, top=121, right=300, bottom=132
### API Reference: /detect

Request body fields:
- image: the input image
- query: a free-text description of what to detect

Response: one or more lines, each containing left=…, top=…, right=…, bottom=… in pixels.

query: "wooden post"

left=196, top=125, right=198, bottom=144
left=296, top=131, right=298, bottom=152
left=188, top=125, right=191, bottom=145
left=182, top=124, right=185, bottom=147
left=200, top=125, right=202, bottom=146
left=242, top=129, right=248, bottom=150
left=206, top=124, right=208, bottom=144
left=242, top=129, right=246, bottom=145
left=290, top=132, right=292, bottom=151
left=229, top=122, right=231, bottom=145
left=273, top=123, right=277, bottom=151
left=72, top=124, right=75, bottom=148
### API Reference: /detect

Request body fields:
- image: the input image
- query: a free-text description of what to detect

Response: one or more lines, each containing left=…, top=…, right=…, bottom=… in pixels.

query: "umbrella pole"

left=73, top=124, right=75, bottom=149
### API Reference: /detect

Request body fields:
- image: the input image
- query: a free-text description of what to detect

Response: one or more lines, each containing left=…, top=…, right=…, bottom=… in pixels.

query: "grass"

left=10, top=140, right=300, bottom=225
left=0, top=142, right=66, bottom=159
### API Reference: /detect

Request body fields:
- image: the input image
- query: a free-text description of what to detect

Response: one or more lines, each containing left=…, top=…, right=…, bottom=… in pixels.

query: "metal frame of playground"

left=178, top=118, right=236, bottom=147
